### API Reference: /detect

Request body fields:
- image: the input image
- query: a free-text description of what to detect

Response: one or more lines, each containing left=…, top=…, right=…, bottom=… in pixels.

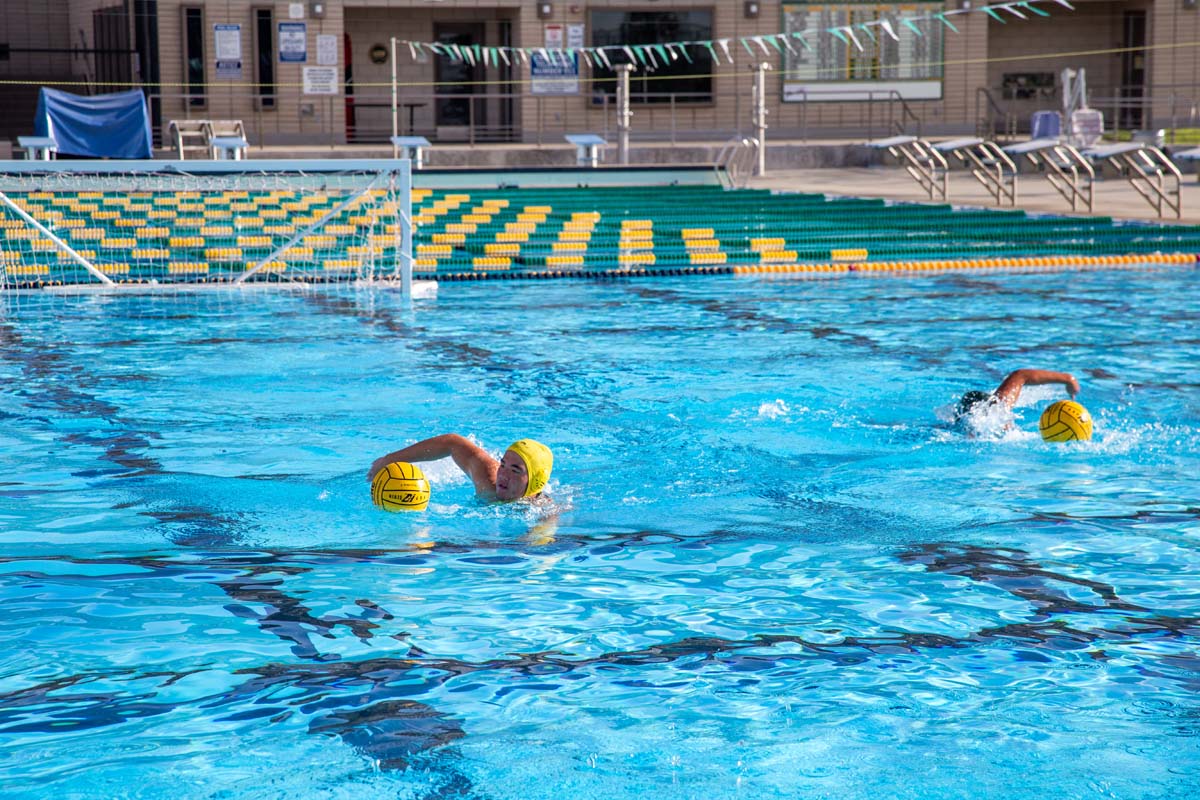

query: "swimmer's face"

left=495, top=450, right=530, bottom=501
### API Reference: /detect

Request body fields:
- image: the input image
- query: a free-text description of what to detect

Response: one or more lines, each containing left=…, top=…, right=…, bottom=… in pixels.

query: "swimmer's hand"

left=1066, top=374, right=1080, bottom=398
left=366, top=456, right=389, bottom=483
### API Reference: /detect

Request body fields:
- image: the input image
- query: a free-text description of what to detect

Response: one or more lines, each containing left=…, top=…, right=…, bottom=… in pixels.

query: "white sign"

left=316, top=34, right=338, bottom=66
left=544, top=24, right=564, bottom=50
left=567, top=24, right=585, bottom=51
left=278, top=22, right=307, bottom=63
left=303, top=66, right=338, bottom=95
left=531, top=52, right=578, bottom=95
left=214, top=24, right=242, bottom=79
left=288, top=3, right=305, bottom=19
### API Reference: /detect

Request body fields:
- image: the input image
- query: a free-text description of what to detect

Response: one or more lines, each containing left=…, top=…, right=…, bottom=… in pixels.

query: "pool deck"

left=749, top=165, right=1200, bottom=226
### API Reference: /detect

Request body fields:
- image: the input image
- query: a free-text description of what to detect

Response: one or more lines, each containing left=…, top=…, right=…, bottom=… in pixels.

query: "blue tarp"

left=34, top=88, right=153, bottom=159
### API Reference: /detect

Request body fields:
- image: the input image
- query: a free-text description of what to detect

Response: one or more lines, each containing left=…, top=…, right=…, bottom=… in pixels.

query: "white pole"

left=754, top=62, right=770, bottom=177
left=391, top=37, right=399, bottom=156
left=398, top=165, right=412, bottom=297
left=617, top=64, right=633, bottom=165
left=0, top=191, right=114, bottom=285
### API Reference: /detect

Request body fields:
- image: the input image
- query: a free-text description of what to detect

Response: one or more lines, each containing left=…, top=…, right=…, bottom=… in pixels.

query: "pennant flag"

left=934, top=13, right=959, bottom=32
left=984, top=7, right=1007, bottom=22
left=881, top=20, right=900, bottom=41
left=741, top=38, right=758, bottom=58
left=407, top=42, right=418, bottom=59
left=718, top=39, right=734, bottom=64
left=498, top=47, right=511, bottom=66
left=903, top=18, right=925, bottom=35
left=860, top=24, right=877, bottom=43
left=843, top=27, right=864, bottom=52
left=829, top=28, right=850, bottom=45
left=792, top=32, right=813, bottom=52
left=1021, top=2, right=1052, bottom=15
left=766, top=35, right=785, bottom=54
left=704, top=42, right=719, bottom=62
left=622, top=45, right=636, bottom=64
left=678, top=44, right=694, bottom=63
left=753, top=36, right=771, bottom=56
left=1002, top=4, right=1029, bottom=19
left=596, top=48, right=613, bottom=69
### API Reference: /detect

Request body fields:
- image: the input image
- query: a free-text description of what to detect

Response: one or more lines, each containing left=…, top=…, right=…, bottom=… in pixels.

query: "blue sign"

left=530, top=52, right=579, bottom=95
left=278, top=22, right=307, bottom=63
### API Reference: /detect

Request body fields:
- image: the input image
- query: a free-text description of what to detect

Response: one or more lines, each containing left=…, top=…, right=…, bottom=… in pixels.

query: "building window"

left=254, top=8, right=276, bottom=108
left=781, top=2, right=944, bottom=101
left=182, top=6, right=205, bottom=107
left=590, top=11, right=713, bottom=104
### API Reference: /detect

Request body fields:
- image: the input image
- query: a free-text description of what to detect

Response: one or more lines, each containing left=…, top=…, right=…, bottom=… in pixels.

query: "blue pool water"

left=1, top=270, right=1198, bottom=799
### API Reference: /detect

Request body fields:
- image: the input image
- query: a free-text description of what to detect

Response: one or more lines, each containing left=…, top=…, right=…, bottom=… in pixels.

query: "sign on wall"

left=278, top=22, right=308, bottom=63
left=781, top=2, right=944, bottom=102
left=316, top=34, right=338, bottom=66
left=532, top=23, right=578, bottom=95
left=214, top=23, right=242, bottom=79
left=303, top=66, right=338, bottom=95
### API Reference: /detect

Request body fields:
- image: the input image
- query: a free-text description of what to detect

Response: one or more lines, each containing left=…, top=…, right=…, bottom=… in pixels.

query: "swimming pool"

left=1, top=269, right=1198, bottom=798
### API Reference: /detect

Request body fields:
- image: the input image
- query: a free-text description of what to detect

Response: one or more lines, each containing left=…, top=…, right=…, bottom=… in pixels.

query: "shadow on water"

left=2, top=539, right=1198, bottom=775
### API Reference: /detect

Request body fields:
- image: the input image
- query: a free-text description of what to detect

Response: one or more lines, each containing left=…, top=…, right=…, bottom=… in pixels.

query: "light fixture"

left=537, top=3, right=553, bottom=19
left=310, top=1, right=325, bottom=18
left=744, top=1, right=760, bottom=18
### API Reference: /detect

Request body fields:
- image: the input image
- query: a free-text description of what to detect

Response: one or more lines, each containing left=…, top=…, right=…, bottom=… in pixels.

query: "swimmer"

left=956, top=368, right=1081, bottom=421
left=367, top=434, right=553, bottom=503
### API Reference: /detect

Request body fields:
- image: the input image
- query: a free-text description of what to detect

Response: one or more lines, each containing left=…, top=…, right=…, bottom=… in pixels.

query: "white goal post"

left=0, top=159, right=416, bottom=293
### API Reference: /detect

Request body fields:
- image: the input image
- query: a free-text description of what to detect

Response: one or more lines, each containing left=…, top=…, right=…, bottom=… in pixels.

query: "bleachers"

left=3, top=184, right=1199, bottom=288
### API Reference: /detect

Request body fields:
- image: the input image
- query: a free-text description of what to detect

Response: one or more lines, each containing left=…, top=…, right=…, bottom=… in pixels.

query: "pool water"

left=1, top=270, right=1198, bottom=799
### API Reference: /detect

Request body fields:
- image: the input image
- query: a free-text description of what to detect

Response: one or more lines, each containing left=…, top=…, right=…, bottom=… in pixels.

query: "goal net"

left=0, top=160, right=414, bottom=291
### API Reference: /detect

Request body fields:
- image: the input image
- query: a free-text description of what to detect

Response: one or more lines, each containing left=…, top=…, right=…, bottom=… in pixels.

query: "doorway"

left=1119, top=10, right=1147, bottom=129
left=434, top=23, right=486, bottom=132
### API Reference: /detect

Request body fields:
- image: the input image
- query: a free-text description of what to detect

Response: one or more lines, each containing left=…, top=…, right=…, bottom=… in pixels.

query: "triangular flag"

left=829, top=28, right=850, bottom=45
left=482, top=47, right=490, bottom=67
left=881, top=20, right=900, bottom=41
left=450, top=43, right=464, bottom=61
left=793, top=32, right=813, bottom=52
left=903, top=18, right=925, bottom=35
left=407, top=42, right=418, bottom=59
left=1021, top=2, right=1052, bottom=16
left=753, top=36, right=771, bottom=56
left=843, top=27, right=863, bottom=52
left=1002, top=3, right=1029, bottom=19
left=498, top=48, right=511, bottom=66
left=596, top=48, right=613, bottom=69
left=654, top=44, right=670, bottom=64
left=779, top=35, right=796, bottom=55
left=765, top=35, right=784, bottom=54
left=740, top=38, right=757, bottom=58
left=860, top=24, right=877, bottom=43
left=704, top=42, right=719, bottom=62
left=718, top=39, right=734, bottom=64
left=1052, top=0, right=1075, bottom=8
left=622, top=45, right=637, bottom=64
left=934, top=14, right=959, bottom=32
left=983, top=7, right=1006, bottom=22
left=677, top=44, right=694, bottom=63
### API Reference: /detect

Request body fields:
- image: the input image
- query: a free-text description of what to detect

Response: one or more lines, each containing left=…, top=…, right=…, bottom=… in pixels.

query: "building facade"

left=1, top=0, right=1196, bottom=148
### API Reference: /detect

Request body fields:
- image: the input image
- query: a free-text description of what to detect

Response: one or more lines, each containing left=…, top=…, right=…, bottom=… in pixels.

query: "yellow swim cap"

left=506, top=438, right=553, bottom=497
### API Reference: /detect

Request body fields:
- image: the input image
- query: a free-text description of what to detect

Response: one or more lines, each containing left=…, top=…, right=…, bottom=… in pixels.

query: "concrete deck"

left=747, top=165, right=1200, bottom=225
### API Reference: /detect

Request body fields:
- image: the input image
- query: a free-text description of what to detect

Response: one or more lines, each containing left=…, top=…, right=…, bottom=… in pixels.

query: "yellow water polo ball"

left=1039, top=400, right=1093, bottom=442
left=370, top=461, right=431, bottom=512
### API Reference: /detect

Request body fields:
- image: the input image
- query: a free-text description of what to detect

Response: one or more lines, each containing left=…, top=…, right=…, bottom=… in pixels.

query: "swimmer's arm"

left=367, top=434, right=498, bottom=496
left=994, top=369, right=1080, bottom=406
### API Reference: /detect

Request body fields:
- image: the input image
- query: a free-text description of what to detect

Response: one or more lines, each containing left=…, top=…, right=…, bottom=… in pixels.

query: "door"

left=434, top=23, right=486, bottom=129
left=1120, top=10, right=1147, bottom=129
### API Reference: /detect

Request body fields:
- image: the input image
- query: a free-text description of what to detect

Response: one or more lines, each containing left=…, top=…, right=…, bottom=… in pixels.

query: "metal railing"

left=972, top=83, right=1199, bottom=144
left=127, top=84, right=931, bottom=150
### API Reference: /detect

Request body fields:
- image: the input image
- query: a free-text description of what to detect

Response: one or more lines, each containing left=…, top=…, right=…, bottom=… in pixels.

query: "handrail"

left=974, top=88, right=1016, bottom=142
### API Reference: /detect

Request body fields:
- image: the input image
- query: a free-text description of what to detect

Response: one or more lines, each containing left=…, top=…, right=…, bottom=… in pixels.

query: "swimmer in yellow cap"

left=367, top=434, right=553, bottom=502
